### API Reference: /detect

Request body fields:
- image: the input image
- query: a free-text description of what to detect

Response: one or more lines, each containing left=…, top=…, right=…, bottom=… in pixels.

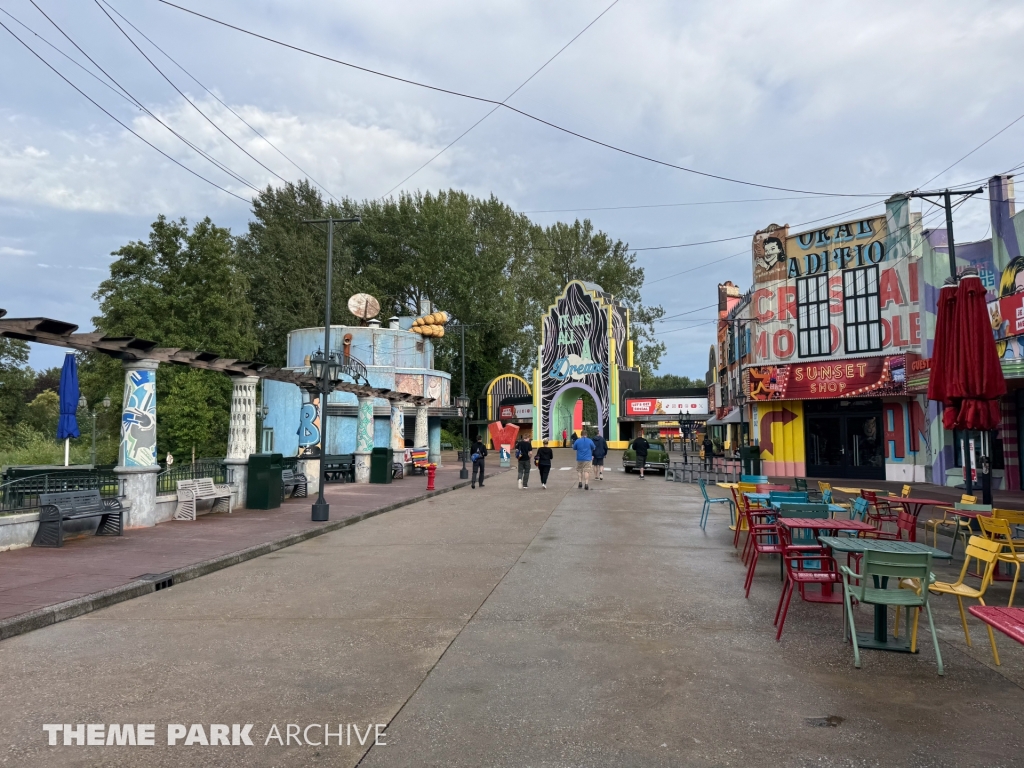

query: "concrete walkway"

left=0, top=451, right=1021, bottom=766
left=0, top=456, right=501, bottom=636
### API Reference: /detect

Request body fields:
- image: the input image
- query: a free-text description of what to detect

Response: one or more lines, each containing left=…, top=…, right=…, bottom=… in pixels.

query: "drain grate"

left=805, top=715, right=844, bottom=728
left=136, top=573, right=174, bottom=591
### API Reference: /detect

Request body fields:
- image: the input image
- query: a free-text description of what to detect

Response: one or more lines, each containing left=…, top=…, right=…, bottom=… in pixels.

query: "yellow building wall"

left=756, top=401, right=806, bottom=478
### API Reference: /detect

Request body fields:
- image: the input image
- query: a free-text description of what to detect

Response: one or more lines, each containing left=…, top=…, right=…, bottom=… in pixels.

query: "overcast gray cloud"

left=2, top=0, right=1023, bottom=377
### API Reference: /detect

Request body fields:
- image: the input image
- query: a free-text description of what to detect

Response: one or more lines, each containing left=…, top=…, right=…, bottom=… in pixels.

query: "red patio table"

left=968, top=606, right=1024, bottom=646
left=778, top=519, right=876, bottom=602
left=886, top=497, right=952, bottom=542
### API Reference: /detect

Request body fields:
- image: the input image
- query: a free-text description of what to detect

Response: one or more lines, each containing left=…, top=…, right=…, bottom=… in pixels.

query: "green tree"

left=644, top=373, right=702, bottom=390
left=0, top=338, right=32, bottom=443
left=25, top=389, right=60, bottom=436
left=90, top=215, right=256, bottom=459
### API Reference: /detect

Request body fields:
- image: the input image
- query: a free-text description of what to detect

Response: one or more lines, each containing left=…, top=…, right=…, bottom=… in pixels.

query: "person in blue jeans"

left=573, top=429, right=596, bottom=490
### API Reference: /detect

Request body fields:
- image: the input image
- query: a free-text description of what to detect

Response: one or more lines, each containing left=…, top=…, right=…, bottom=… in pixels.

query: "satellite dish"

left=347, top=293, right=380, bottom=324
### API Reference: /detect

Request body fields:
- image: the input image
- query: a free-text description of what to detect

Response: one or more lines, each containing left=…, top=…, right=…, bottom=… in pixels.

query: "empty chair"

left=741, top=474, right=768, bottom=484
left=929, top=535, right=1003, bottom=665
left=698, top=478, right=734, bottom=530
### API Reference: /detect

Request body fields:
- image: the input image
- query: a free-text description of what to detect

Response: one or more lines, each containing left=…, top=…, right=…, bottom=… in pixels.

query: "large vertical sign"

left=297, top=392, right=321, bottom=456
left=121, top=368, right=157, bottom=467
left=539, top=281, right=623, bottom=440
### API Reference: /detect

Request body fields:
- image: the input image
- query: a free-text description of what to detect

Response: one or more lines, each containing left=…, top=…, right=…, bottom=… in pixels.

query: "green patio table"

left=818, top=537, right=952, bottom=653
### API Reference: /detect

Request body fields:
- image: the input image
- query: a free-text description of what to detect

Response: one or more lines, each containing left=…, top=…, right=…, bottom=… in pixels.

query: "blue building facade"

left=261, top=317, right=453, bottom=463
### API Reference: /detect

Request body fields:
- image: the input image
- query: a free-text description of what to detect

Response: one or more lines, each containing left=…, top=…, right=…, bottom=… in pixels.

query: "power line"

left=94, top=0, right=294, bottom=189
left=0, top=17, right=249, bottom=202
left=522, top=195, right=840, bottom=214
left=918, top=108, right=1024, bottom=190
left=154, top=0, right=885, bottom=198
left=100, top=0, right=341, bottom=202
left=379, top=0, right=621, bottom=199
left=27, top=0, right=261, bottom=192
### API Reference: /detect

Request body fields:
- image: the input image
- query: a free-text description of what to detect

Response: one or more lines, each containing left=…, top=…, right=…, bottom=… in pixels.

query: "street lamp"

left=302, top=214, right=361, bottom=522
left=79, top=394, right=111, bottom=466
left=456, top=394, right=470, bottom=479
left=308, top=348, right=344, bottom=522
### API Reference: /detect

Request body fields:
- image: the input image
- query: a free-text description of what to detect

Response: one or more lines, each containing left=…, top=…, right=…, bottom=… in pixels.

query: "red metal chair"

left=773, top=526, right=842, bottom=640
left=744, top=515, right=783, bottom=598
left=862, top=491, right=897, bottom=532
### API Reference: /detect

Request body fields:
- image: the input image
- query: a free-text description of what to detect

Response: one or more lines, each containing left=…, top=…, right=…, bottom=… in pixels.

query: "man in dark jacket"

left=591, top=432, right=608, bottom=480
left=702, top=434, right=714, bottom=470
left=515, top=436, right=533, bottom=489
left=536, top=439, right=554, bottom=488
left=631, top=434, right=650, bottom=479
left=470, top=437, right=488, bottom=489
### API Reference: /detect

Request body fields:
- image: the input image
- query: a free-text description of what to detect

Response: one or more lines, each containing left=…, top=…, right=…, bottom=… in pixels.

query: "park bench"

left=173, top=478, right=232, bottom=521
left=323, top=454, right=355, bottom=483
left=282, top=468, right=308, bottom=498
left=408, top=447, right=429, bottom=476
left=32, top=490, right=124, bottom=547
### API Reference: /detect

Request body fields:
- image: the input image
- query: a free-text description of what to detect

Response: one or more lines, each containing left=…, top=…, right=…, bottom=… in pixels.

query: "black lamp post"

left=456, top=394, right=470, bottom=479
left=309, top=347, right=342, bottom=522
left=79, top=394, right=111, bottom=466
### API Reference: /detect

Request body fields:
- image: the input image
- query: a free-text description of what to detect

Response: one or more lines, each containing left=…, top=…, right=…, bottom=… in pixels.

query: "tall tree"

left=0, top=338, right=32, bottom=445
left=90, top=215, right=256, bottom=459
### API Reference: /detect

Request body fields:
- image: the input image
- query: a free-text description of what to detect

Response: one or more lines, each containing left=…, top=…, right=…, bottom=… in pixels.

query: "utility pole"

left=302, top=215, right=361, bottom=521
left=909, top=186, right=985, bottom=499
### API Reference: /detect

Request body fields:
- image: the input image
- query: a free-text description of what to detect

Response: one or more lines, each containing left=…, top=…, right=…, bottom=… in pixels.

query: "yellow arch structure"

left=483, top=373, right=532, bottom=447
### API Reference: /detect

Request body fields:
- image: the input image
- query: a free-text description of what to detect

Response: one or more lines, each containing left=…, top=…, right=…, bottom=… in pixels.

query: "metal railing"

left=0, top=471, right=124, bottom=515
left=156, top=460, right=230, bottom=494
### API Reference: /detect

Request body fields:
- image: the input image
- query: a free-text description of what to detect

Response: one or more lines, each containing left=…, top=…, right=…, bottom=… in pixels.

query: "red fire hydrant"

left=426, top=463, right=437, bottom=491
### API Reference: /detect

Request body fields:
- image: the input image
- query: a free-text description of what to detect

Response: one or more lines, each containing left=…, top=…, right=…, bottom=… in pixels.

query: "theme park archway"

left=532, top=281, right=635, bottom=448
left=547, top=381, right=604, bottom=442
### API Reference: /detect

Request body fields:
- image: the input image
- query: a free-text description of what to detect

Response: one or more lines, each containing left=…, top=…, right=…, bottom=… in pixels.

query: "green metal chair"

left=840, top=550, right=943, bottom=675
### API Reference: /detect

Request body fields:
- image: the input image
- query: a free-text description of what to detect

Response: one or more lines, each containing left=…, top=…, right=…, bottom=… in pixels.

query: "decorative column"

left=390, top=403, right=405, bottom=452
left=414, top=405, right=429, bottom=449
left=224, top=375, right=259, bottom=509
left=355, top=396, right=375, bottom=483
left=115, top=359, right=160, bottom=527
left=428, top=417, right=441, bottom=467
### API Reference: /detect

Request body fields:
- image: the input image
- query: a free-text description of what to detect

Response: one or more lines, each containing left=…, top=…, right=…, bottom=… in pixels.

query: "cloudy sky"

left=2, top=0, right=1023, bottom=378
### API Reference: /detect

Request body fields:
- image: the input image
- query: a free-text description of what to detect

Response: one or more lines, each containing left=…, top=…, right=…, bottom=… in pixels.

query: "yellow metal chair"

left=978, top=515, right=1023, bottom=607
left=928, top=536, right=1003, bottom=665
left=924, top=494, right=978, bottom=547
left=994, top=509, right=1024, bottom=546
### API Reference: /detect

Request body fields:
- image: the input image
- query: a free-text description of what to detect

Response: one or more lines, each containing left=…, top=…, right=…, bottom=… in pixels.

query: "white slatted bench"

left=174, top=478, right=232, bottom=521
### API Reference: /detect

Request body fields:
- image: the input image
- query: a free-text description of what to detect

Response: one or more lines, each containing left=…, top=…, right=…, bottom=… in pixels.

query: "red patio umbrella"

left=927, top=279, right=957, bottom=407
left=943, top=272, right=1006, bottom=431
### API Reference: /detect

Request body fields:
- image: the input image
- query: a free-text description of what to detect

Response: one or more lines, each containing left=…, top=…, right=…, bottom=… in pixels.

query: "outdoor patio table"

left=744, top=492, right=770, bottom=503
left=777, top=519, right=877, bottom=602
left=818, top=537, right=952, bottom=653
left=717, top=483, right=739, bottom=489
left=932, top=505, right=992, bottom=555
left=770, top=501, right=849, bottom=516
left=968, top=606, right=1024, bottom=646
left=832, top=487, right=888, bottom=495
left=886, top=497, right=951, bottom=542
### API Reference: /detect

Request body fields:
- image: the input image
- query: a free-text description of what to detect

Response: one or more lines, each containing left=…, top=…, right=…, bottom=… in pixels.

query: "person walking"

left=574, top=429, right=596, bottom=490
left=515, top=435, right=533, bottom=489
left=591, top=430, right=608, bottom=480
left=631, top=433, right=650, bottom=479
left=470, top=436, right=488, bottom=489
left=702, top=433, right=714, bottom=471
left=562, top=428, right=568, bottom=447
left=570, top=430, right=578, bottom=448
left=536, top=439, right=554, bottom=488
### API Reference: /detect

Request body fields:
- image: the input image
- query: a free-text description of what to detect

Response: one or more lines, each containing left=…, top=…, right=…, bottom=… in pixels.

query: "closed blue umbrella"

left=57, top=353, right=80, bottom=466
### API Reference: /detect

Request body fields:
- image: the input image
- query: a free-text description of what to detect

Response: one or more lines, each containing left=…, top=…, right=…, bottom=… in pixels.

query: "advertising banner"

left=624, top=397, right=709, bottom=416
left=498, top=403, right=534, bottom=421
left=748, top=355, right=906, bottom=401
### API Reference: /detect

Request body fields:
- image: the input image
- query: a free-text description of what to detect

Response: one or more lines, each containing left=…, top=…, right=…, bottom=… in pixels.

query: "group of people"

left=468, top=429, right=610, bottom=490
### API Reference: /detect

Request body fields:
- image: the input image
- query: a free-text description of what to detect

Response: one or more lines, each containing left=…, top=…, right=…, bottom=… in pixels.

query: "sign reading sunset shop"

left=538, top=281, right=630, bottom=441
left=747, top=355, right=907, bottom=401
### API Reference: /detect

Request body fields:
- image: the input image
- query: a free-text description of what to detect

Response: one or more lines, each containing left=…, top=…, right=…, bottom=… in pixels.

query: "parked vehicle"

left=623, top=442, right=669, bottom=473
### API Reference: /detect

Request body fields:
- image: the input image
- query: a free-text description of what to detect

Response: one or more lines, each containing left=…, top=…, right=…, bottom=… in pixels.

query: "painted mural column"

left=390, top=403, right=405, bottom=452
left=115, top=359, right=160, bottom=527
left=224, top=375, right=259, bottom=508
left=414, top=405, right=429, bottom=449
left=355, top=395, right=375, bottom=483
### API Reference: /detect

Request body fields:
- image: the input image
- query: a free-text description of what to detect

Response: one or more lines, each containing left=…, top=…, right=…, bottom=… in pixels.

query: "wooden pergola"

left=0, top=309, right=432, bottom=406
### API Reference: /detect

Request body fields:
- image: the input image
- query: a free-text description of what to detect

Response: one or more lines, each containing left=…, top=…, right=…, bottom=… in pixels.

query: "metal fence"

left=0, top=471, right=124, bottom=515
left=156, top=460, right=230, bottom=494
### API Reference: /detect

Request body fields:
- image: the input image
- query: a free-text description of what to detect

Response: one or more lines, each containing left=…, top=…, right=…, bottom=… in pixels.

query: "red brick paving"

left=0, top=460, right=499, bottom=623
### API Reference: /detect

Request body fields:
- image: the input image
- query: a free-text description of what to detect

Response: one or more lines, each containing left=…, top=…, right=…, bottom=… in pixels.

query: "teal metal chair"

left=698, top=478, right=734, bottom=530
left=840, top=550, right=943, bottom=675
left=741, top=474, right=769, bottom=484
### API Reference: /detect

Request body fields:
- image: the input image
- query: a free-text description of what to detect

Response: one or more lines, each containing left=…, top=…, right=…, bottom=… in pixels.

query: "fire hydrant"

left=426, top=463, right=437, bottom=491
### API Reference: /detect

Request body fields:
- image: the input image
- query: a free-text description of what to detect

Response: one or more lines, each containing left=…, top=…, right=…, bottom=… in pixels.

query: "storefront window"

left=952, top=430, right=1004, bottom=471
left=797, top=274, right=831, bottom=358
left=843, top=265, right=882, bottom=354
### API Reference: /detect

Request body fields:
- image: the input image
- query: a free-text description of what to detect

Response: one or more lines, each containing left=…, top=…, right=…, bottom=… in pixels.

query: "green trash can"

left=247, top=453, right=283, bottom=509
left=369, top=447, right=394, bottom=484
left=739, top=445, right=762, bottom=477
